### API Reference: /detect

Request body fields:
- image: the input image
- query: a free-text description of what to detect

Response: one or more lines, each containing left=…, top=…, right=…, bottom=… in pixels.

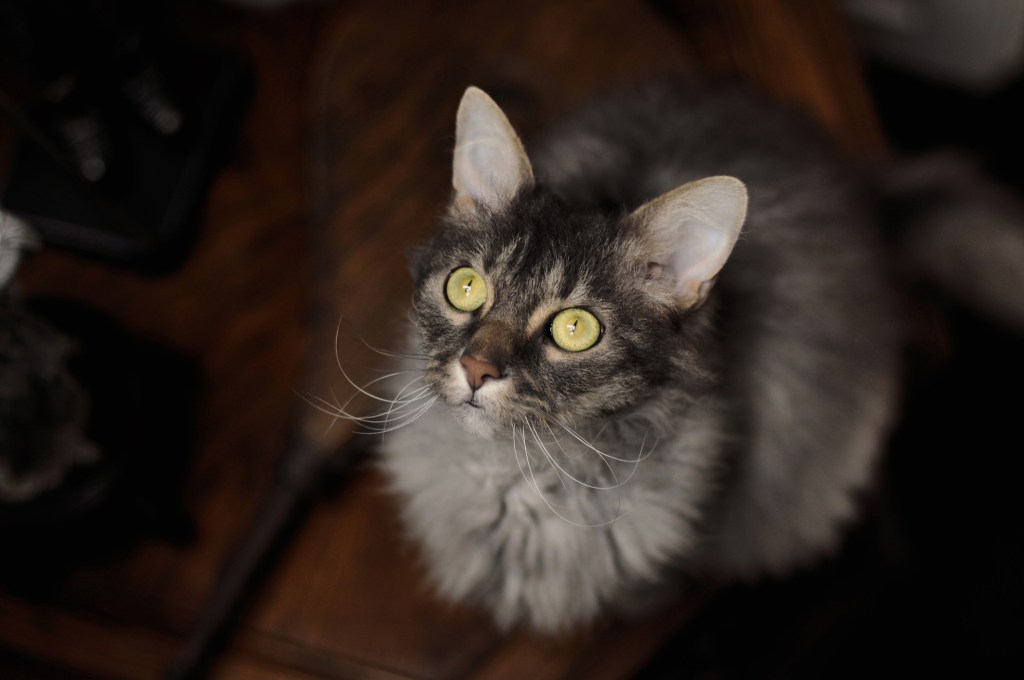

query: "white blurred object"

left=844, top=0, right=1024, bottom=90
left=0, top=210, right=41, bottom=292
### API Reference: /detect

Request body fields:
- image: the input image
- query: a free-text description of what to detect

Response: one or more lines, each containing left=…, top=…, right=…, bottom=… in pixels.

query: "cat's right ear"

left=451, top=87, right=534, bottom=215
left=631, top=176, right=748, bottom=309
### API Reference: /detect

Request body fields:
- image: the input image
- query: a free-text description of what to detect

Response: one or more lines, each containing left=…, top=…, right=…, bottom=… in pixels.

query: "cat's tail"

left=879, top=154, right=1024, bottom=332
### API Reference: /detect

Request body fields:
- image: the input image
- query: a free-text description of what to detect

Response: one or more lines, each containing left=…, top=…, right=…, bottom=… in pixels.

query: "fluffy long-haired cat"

left=369, top=80, right=932, bottom=632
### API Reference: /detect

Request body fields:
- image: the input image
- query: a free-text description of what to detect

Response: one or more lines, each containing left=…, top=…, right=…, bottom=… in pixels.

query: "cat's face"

left=409, top=87, right=747, bottom=437
left=411, top=191, right=680, bottom=436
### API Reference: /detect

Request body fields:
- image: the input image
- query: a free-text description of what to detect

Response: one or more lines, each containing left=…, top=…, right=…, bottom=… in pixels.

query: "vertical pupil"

left=462, top=278, right=473, bottom=296
left=567, top=319, right=578, bottom=336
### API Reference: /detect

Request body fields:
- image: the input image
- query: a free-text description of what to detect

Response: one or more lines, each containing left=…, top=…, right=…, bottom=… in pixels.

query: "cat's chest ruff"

left=386, top=401, right=627, bottom=491
left=384, top=404, right=649, bottom=555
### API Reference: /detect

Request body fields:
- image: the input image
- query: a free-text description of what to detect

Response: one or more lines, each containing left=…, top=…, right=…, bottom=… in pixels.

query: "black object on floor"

left=0, top=299, right=201, bottom=589
left=1, top=43, right=250, bottom=273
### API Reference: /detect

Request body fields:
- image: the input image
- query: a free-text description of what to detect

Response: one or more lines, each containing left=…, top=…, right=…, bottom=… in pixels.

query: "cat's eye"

left=550, top=308, right=601, bottom=352
left=445, top=266, right=488, bottom=311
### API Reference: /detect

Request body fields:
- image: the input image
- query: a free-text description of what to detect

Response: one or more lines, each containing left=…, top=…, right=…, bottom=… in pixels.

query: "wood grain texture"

left=1, top=1, right=885, bottom=677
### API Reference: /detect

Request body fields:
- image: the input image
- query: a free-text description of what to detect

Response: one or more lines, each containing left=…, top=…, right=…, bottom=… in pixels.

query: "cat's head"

left=410, top=87, right=746, bottom=437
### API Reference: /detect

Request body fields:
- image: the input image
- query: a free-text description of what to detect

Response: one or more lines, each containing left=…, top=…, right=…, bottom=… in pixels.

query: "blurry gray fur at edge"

left=1, top=215, right=97, bottom=502
left=378, top=80, right=989, bottom=633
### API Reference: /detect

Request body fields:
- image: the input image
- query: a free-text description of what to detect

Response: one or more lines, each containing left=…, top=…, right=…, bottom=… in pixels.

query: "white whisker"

left=352, top=393, right=436, bottom=430
left=382, top=375, right=432, bottom=436
left=556, top=420, right=656, bottom=465
left=359, top=336, right=430, bottom=361
left=555, top=420, right=653, bottom=490
left=526, top=421, right=572, bottom=494
left=333, top=322, right=422, bottom=405
left=354, top=396, right=438, bottom=435
left=527, top=421, right=626, bottom=492
left=296, top=390, right=347, bottom=424
left=540, top=421, right=631, bottom=490
left=357, top=369, right=425, bottom=393
left=517, top=420, right=624, bottom=529
left=296, top=388, right=429, bottom=429
left=298, top=319, right=438, bottom=439
left=325, top=375, right=429, bottom=421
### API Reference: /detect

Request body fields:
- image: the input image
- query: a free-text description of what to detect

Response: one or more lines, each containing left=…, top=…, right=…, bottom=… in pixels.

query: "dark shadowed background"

left=1, top=0, right=1022, bottom=678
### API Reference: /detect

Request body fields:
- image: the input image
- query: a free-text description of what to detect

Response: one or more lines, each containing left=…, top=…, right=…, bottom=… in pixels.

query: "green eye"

left=550, top=308, right=601, bottom=351
left=445, top=267, right=487, bottom=311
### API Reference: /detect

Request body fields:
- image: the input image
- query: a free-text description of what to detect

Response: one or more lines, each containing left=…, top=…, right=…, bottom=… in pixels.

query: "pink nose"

left=460, top=353, right=502, bottom=390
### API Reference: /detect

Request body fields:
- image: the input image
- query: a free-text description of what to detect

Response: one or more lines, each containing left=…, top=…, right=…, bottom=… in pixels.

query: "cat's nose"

left=460, top=353, right=503, bottom=390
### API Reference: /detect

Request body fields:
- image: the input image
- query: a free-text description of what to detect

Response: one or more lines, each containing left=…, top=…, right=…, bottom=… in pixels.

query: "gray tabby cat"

left=379, top=81, right=901, bottom=632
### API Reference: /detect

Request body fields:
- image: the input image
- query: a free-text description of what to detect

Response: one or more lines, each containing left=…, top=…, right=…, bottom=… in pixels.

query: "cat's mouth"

left=451, top=394, right=505, bottom=437
left=430, top=357, right=544, bottom=436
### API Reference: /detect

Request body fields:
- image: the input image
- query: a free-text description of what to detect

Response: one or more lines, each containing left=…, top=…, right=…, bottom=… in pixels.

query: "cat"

left=1, top=213, right=97, bottom=502
left=360, top=80, right=1002, bottom=632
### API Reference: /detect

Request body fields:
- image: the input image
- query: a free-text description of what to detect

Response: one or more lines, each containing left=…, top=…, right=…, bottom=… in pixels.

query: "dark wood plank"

left=658, top=0, right=886, bottom=157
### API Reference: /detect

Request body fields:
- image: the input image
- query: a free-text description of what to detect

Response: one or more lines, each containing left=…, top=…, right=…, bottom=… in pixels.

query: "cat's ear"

left=632, top=176, right=747, bottom=308
left=452, top=86, right=534, bottom=214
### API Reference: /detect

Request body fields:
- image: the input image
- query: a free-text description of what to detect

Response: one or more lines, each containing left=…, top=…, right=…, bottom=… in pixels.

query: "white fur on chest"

left=380, top=399, right=724, bottom=631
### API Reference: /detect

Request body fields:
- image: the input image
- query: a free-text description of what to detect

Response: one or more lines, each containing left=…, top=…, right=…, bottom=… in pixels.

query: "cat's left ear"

left=452, top=87, right=535, bottom=214
left=631, top=176, right=748, bottom=308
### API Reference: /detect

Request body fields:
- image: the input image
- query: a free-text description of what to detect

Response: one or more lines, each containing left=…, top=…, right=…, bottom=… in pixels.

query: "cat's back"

left=535, top=80, right=902, bottom=575
left=533, top=81, right=837, bottom=208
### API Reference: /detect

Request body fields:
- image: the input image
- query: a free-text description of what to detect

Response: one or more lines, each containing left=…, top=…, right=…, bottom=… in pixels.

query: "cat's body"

left=381, top=81, right=901, bottom=632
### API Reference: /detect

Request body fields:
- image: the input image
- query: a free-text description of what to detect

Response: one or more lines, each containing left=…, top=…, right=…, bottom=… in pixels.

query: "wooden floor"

left=1, top=1, right=887, bottom=678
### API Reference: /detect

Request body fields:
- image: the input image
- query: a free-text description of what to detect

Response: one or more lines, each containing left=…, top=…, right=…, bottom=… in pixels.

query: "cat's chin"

left=449, top=402, right=504, bottom=439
